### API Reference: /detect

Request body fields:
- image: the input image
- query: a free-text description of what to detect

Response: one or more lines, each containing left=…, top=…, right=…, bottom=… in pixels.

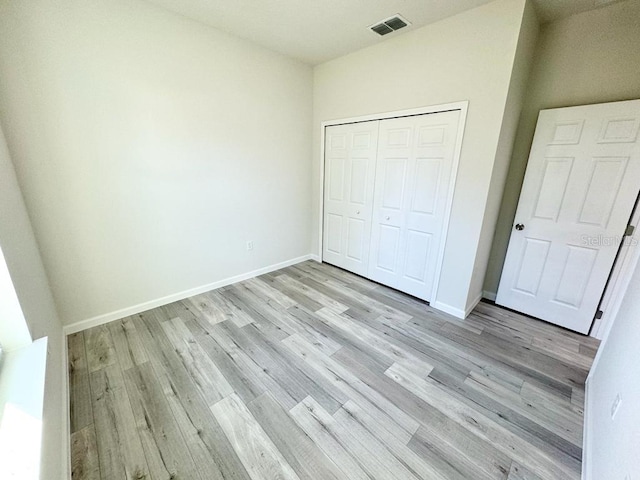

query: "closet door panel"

left=323, top=121, right=379, bottom=276
left=375, top=224, right=401, bottom=272
left=346, top=217, right=366, bottom=261
left=369, top=110, right=461, bottom=301
left=325, top=214, right=343, bottom=255
left=403, top=230, right=431, bottom=281
left=369, top=129, right=411, bottom=285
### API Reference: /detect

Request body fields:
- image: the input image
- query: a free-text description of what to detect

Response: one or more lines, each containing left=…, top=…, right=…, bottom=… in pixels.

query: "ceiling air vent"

left=369, top=14, right=411, bottom=36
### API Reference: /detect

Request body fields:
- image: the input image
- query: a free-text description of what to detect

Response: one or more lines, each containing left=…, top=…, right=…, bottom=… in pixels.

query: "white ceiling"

left=145, top=0, right=628, bottom=65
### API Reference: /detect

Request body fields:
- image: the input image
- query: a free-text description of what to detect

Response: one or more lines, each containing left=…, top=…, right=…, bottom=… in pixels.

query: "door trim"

left=318, top=101, right=469, bottom=303
left=590, top=197, right=640, bottom=340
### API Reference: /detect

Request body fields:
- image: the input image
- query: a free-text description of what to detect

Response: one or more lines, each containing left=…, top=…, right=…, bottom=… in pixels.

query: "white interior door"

left=368, top=110, right=461, bottom=301
left=323, top=121, right=379, bottom=276
left=497, top=100, right=640, bottom=334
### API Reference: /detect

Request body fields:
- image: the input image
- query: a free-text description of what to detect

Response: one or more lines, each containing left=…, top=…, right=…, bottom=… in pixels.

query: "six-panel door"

left=496, top=100, right=640, bottom=333
left=368, top=111, right=461, bottom=301
left=323, top=121, right=379, bottom=276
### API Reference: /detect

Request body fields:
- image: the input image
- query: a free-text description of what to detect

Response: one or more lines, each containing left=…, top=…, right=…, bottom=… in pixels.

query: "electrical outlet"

left=246, top=240, right=254, bottom=251
left=611, top=393, right=621, bottom=420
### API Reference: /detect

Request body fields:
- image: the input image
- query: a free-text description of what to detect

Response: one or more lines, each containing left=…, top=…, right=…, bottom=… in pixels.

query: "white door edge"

left=318, top=100, right=469, bottom=304
left=589, top=196, right=640, bottom=339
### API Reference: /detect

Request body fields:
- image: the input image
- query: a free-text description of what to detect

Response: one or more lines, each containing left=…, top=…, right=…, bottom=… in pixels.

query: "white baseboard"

left=465, top=292, right=483, bottom=316
left=431, top=301, right=466, bottom=319
left=432, top=292, right=483, bottom=319
left=482, top=290, right=497, bottom=301
left=63, top=254, right=317, bottom=335
left=62, top=332, right=70, bottom=480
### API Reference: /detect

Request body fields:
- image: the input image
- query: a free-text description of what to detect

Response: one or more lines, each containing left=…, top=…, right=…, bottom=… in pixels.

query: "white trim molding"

left=431, top=292, right=483, bottom=320
left=63, top=333, right=71, bottom=480
left=430, top=301, right=466, bottom=319
left=482, top=290, right=497, bottom=302
left=63, top=254, right=319, bottom=335
left=465, top=293, right=484, bottom=317
left=317, top=101, right=470, bottom=306
left=590, top=204, right=640, bottom=340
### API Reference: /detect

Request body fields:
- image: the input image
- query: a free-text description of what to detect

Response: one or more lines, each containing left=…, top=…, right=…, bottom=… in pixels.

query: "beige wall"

left=313, top=0, right=531, bottom=315
left=0, top=0, right=313, bottom=326
left=0, top=125, right=66, bottom=479
left=484, top=0, right=640, bottom=296
left=586, top=254, right=640, bottom=478
left=468, top=0, right=539, bottom=305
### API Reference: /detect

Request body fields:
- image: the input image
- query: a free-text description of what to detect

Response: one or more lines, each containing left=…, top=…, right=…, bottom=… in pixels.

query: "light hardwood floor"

left=68, top=261, right=599, bottom=480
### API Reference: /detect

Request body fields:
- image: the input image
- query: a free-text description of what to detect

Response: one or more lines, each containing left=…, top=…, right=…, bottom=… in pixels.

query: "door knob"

left=515, top=223, right=525, bottom=231
left=356, top=210, right=360, bottom=215
left=386, top=216, right=390, bottom=220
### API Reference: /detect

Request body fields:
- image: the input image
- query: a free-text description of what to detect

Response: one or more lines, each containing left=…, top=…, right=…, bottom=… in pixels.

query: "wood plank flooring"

left=68, top=261, right=599, bottom=480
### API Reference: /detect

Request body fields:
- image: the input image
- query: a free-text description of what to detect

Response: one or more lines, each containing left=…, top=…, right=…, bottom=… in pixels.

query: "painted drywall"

left=485, top=0, right=640, bottom=297
left=0, top=0, right=313, bottom=326
left=0, top=247, right=32, bottom=351
left=468, top=0, right=539, bottom=307
left=585, top=256, right=640, bottom=478
left=0, top=125, right=66, bottom=479
left=313, top=0, right=530, bottom=315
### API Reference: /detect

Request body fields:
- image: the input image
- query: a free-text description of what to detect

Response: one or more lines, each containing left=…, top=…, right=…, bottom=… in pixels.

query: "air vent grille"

left=371, top=23, right=394, bottom=36
left=384, top=17, right=407, bottom=30
left=369, top=14, right=411, bottom=36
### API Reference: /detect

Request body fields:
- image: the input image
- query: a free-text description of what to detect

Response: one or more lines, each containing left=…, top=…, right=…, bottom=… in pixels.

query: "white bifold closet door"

left=368, top=111, right=461, bottom=300
left=323, top=121, right=379, bottom=276
left=323, top=110, right=461, bottom=302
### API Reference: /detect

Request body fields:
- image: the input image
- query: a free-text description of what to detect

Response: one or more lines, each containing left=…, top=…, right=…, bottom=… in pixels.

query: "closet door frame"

left=318, top=101, right=469, bottom=303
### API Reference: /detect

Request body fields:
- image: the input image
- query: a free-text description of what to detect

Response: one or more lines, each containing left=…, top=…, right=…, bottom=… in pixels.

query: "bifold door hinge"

left=624, top=224, right=635, bottom=237
left=595, top=310, right=604, bottom=320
